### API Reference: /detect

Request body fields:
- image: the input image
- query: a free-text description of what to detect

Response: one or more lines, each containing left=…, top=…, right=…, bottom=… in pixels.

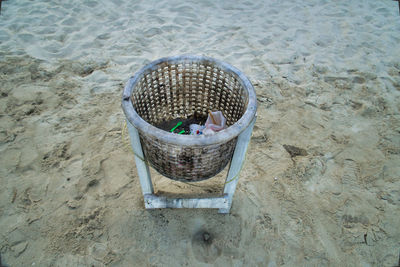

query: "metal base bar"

left=127, top=117, right=256, bottom=213
left=144, top=194, right=229, bottom=209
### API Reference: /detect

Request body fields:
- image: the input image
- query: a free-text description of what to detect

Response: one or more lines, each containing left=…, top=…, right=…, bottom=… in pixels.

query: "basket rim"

left=122, top=55, right=257, bottom=146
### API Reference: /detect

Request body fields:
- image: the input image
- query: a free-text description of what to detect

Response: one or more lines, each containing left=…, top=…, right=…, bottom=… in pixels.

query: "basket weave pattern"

left=125, top=56, right=255, bottom=182
left=131, top=61, right=247, bottom=126
left=140, top=135, right=237, bottom=181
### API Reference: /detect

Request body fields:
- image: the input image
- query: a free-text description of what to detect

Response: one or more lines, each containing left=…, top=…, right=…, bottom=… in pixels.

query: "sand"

left=0, top=0, right=399, bottom=266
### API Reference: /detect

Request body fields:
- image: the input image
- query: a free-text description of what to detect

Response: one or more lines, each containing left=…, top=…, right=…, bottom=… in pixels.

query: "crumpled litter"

left=189, top=124, right=205, bottom=135
left=189, top=111, right=227, bottom=136
left=203, top=111, right=227, bottom=135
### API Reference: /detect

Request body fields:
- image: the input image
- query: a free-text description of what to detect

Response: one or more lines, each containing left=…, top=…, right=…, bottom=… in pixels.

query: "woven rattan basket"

left=122, top=55, right=257, bottom=182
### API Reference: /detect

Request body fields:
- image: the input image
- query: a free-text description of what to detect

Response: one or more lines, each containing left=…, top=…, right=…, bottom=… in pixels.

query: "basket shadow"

left=149, top=163, right=229, bottom=198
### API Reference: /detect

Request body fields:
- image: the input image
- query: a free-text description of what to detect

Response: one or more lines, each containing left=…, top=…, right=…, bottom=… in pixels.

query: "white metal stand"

left=127, top=117, right=256, bottom=214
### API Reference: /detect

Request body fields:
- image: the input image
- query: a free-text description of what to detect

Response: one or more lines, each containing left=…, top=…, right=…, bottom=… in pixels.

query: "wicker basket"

left=122, top=55, right=257, bottom=182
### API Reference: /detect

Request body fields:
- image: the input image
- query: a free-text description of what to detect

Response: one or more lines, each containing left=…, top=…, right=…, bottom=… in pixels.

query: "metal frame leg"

left=219, top=117, right=256, bottom=213
left=127, top=120, right=154, bottom=196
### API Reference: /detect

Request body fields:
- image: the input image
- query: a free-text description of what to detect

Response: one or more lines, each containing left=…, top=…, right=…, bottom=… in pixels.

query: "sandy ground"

left=1, top=0, right=400, bottom=266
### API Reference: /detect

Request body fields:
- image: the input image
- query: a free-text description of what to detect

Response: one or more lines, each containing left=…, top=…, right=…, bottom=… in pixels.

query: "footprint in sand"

left=341, top=159, right=360, bottom=187
left=191, top=230, right=221, bottom=264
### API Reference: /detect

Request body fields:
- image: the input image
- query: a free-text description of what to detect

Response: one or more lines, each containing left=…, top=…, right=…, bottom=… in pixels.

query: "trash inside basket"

left=122, top=55, right=257, bottom=182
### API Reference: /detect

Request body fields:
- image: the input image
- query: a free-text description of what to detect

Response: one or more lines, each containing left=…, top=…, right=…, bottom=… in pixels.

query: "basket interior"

left=130, top=60, right=249, bottom=128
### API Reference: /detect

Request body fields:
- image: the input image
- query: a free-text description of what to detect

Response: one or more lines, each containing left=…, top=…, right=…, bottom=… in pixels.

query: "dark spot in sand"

left=80, top=66, right=95, bottom=76
left=353, top=76, right=365, bottom=84
left=191, top=230, right=221, bottom=263
left=193, top=230, right=213, bottom=246
left=34, top=98, right=43, bottom=105
left=283, top=144, right=308, bottom=157
left=203, top=232, right=211, bottom=242
left=87, top=179, right=98, bottom=188
left=25, top=107, right=36, bottom=115
left=350, top=100, right=362, bottom=110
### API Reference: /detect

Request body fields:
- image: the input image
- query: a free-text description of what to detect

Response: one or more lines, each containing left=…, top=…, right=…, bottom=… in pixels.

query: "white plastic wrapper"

left=203, top=111, right=227, bottom=135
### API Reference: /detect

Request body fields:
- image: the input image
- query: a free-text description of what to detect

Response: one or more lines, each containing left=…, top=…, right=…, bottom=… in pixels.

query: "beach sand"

left=1, top=0, right=400, bottom=266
